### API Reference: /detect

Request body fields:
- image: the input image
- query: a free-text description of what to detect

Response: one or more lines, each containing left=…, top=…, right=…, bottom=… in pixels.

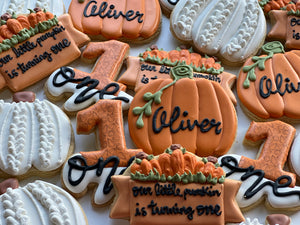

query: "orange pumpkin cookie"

left=237, top=41, right=300, bottom=121
left=0, top=9, right=90, bottom=92
left=68, top=0, right=161, bottom=42
left=118, top=46, right=237, bottom=105
left=110, top=144, right=244, bottom=225
left=62, top=99, right=142, bottom=207
left=128, top=63, right=237, bottom=157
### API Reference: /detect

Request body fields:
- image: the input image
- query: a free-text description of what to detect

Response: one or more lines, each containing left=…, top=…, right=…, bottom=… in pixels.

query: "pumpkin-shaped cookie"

left=68, top=0, right=161, bottom=41
left=128, top=63, right=237, bottom=157
left=237, top=41, right=300, bottom=120
left=170, top=0, right=266, bottom=65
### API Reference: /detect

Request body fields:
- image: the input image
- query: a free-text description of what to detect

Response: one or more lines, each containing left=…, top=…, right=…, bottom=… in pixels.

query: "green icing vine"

left=0, top=16, right=58, bottom=53
left=140, top=53, right=224, bottom=75
left=242, top=41, right=285, bottom=88
left=131, top=170, right=225, bottom=184
left=287, top=10, right=300, bottom=16
left=133, top=62, right=194, bottom=128
left=258, top=0, right=270, bottom=8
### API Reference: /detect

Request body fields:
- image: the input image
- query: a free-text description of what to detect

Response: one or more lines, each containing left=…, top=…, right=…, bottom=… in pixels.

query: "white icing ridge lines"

left=171, top=0, right=266, bottom=64
left=0, top=0, right=65, bottom=16
left=0, top=181, right=87, bottom=225
left=0, top=100, right=72, bottom=176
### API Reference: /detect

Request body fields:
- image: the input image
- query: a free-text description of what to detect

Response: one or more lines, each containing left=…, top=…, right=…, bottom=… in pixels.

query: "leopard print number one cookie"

left=62, top=100, right=142, bottom=206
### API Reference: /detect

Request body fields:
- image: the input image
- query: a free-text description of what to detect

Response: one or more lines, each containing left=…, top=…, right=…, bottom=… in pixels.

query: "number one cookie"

left=239, top=120, right=296, bottom=187
left=77, top=100, right=141, bottom=166
left=73, top=40, right=129, bottom=91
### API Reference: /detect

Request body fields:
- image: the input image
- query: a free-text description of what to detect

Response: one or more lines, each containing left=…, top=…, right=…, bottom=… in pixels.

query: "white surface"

left=0, top=0, right=297, bottom=225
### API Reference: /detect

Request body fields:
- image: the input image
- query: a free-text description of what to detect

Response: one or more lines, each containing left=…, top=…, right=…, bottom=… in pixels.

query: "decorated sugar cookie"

left=68, top=0, right=161, bottom=42
left=62, top=100, right=142, bottom=206
left=118, top=46, right=237, bottom=104
left=0, top=179, right=88, bottom=225
left=237, top=41, right=300, bottom=120
left=219, top=120, right=300, bottom=210
left=0, top=0, right=65, bottom=16
left=159, top=0, right=179, bottom=16
left=128, top=63, right=237, bottom=157
left=110, top=144, right=245, bottom=225
left=258, top=0, right=299, bottom=14
left=170, top=0, right=266, bottom=65
left=0, top=91, right=74, bottom=179
left=45, top=40, right=133, bottom=114
left=0, top=9, right=90, bottom=92
left=268, top=8, right=300, bottom=49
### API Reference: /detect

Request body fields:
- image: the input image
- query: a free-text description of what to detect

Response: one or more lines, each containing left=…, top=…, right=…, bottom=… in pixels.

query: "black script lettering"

left=147, top=200, right=195, bottom=220
left=12, top=41, right=37, bottom=58
left=135, top=203, right=147, bottom=216
left=141, top=64, right=157, bottom=72
left=68, top=155, right=134, bottom=194
left=196, top=204, right=222, bottom=216
left=52, top=67, right=130, bottom=103
left=159, top=65, right=171, bottom=74
left=132, top=186, right=153, bottom=197
left=220, top=156, right=300, bottom=199
left=36, top=25, right=66, bottom=47
left=0, top=54, right=13, bottom=67
left=51, top=39, right=71, bottom=54
left=152, top=106, right=222, bottom=134
left=155, top=183, right=183, bottom=197
left=183, top=186, right=221, bottom=200
left=293, top=30, right=300, bottom=40
left=5, top=69, right=18, bottom=79
left=259, top=73, right=300, bottom=98
left=84, top=1, right=144, bottom=23
left=290, top=17, right=300, bottom=27
left=141, top=74, right=149, bottom=84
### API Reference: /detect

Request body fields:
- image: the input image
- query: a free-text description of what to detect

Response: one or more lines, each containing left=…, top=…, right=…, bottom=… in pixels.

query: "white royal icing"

left=219, top=154, right=300, bottom=210
left=0, top=99, right=72, bottom=176
left=46, top=67, right=133, bottom=113
left=0, top=180, right=87, bottom=225
left=289, top=133, right=300, bottom=178
left=62, top=153, right=128, bottom=205
left=171, top=0, right=266, bottom=64
left=159, top=0, right=179, bottom=14
left=0, top=0, right=65, bottom=16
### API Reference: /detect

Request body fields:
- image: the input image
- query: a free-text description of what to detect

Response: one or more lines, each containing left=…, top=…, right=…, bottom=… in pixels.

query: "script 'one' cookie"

left=0, top=91, right=74, bottom=179
left=128, top=63, right=237, bottom=157
left=110, top=144, right=244, bottom=225
left=170, top=0, right=266, bottom=65
left=237, top=41, right=300, bottom=121
left=68, top=0, right=161, bottom=42
left=0, top=0, right=65, bottom=16
left=0, top=179, right=88, bottom=225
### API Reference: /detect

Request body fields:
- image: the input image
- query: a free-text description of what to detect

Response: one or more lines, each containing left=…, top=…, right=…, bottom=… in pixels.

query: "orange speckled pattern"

left=77, top=100, right=141, bottom=167
left=128, top=77, right=237, bottom=157
left=73, top=40, right=129, bottom=92
left=239, top=120, right=296, bottom=187
left=68, top=0, right=161, bottom=40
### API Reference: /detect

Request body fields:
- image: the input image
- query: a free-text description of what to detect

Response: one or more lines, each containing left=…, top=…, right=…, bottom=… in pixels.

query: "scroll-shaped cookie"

left=110, top=145, right=244, bottom=225
left=0, top=9, right=90, bottom=92
left=118, top=47, right=237, bottom=104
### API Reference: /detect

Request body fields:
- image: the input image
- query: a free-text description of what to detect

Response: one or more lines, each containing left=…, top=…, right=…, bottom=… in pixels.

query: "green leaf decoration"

left=133, top=63, right=194, bottom=128
left=242, top=41, right=285, bottom=89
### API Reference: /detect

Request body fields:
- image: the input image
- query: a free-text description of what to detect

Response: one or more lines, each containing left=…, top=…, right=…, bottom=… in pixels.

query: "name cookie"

left=128, top=63, right=237, bottom=157
left=0, top=9, right=89, bottom=92
left=68, top=0, right=161, bottom=42
left=237, top=41, right=300, bottom=120
left=170, top=0, right=266, bottom=65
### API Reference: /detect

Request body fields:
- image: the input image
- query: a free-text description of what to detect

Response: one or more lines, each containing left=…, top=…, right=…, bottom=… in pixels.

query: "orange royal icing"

left=68, top=0, right=161, bottom=41
left=239, top=120, right=296, bottom=187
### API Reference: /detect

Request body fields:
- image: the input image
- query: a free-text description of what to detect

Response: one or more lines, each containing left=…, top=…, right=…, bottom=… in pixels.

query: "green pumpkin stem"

left=242, top=41, right=285, bottom=88
left=133, top=62, right=194, bottom=128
